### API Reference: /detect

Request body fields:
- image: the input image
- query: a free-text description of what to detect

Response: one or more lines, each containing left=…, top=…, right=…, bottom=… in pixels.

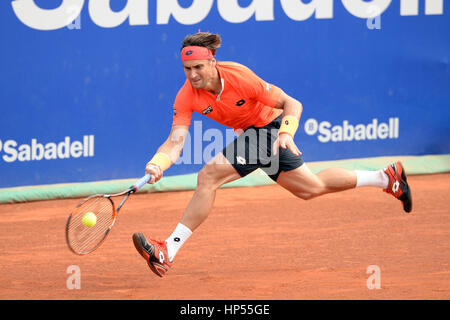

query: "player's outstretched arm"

left=145, top=125, right=189, bottom=184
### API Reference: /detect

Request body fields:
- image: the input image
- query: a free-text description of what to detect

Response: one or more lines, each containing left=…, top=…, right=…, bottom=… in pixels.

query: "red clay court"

left=0, top=173, right=449, bottom=300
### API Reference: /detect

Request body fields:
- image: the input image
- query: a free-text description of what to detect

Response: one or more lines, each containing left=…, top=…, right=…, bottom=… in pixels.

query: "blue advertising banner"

left=0, top=0, right=449, bottom=188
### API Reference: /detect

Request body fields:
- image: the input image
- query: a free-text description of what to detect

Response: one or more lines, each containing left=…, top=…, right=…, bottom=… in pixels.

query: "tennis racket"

left=65, top=173, right=151, bottom=255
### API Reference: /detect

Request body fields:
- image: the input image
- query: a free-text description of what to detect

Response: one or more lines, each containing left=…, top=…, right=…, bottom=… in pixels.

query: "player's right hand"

left=145, top=163, right=163, bottom=184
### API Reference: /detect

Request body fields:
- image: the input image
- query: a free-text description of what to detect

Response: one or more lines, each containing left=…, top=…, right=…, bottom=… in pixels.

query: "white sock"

left=355, top=169, right=389, bottom=189
left=165, top=223, right=192, bottom=262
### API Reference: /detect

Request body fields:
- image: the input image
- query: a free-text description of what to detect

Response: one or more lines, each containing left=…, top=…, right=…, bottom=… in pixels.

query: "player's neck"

left=205, top=68, right=222, bottom=95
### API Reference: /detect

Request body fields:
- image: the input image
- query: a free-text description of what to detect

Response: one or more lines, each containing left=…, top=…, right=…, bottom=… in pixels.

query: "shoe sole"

left=132, top=233, right=165, bottom=277
left=396, top=162, right=412, bottom=213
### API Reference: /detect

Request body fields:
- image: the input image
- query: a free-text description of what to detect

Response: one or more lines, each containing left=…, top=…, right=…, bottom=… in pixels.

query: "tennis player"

left=132, top=32, right=412, bottom=277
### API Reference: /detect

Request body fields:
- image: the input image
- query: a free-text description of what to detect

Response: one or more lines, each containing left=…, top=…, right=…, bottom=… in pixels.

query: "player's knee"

left=197, top=164, right=221, bottom=190
left=293, top=186, right=325, bottom=200
left=294, top=192, right=315, bottom=200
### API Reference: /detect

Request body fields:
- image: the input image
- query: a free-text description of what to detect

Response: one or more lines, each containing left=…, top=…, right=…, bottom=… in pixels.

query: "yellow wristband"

left=279, top=115, right=299, bottom=137
left=147, top=152, right=172, bottom=172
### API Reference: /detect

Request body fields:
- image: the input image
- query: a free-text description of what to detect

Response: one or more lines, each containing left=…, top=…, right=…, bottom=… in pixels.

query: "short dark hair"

left=181, top=32, right=221, bottom=56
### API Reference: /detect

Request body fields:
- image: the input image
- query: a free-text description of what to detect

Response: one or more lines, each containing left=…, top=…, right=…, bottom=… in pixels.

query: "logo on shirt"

left=202, top=106, right=213, bottom=115
left=236, top=99, right=246, bottom=106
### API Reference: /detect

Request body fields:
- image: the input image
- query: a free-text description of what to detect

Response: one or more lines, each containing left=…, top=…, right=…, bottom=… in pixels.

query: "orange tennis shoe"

left=383, top=161, right=412, bottom=213
left=132, top=232, right=172, bottom=277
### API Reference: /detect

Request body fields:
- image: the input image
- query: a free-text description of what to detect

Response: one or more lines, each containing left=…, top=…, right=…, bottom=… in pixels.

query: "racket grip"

left=132, top=173, right=151, bottom=191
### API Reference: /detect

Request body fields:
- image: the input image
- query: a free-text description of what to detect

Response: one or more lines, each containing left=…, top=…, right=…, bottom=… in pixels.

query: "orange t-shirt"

left=172, top=61, right=283, bottom=130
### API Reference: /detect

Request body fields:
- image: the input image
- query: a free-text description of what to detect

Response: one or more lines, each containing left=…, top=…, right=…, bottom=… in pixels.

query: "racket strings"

left=66, top=196, right=114, bottom=254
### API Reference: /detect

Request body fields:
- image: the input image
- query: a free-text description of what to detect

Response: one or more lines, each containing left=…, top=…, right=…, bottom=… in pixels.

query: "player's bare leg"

left=276, top=162, right=411, bottom=212
left=276, top=164, right=357, bottom=200
left=133, top=152, right=240, bottom=276
left=167, top=152, right=240, bottom=263
left=180, top=153, right=241, bottom=231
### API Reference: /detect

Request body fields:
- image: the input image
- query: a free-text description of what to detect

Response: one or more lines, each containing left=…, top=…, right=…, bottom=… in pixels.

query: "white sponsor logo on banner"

left=0, top=135, right=94, bottom=163
left=11, top=0, right=444, bottom=31
left=304, top=118, right=399, bottom=143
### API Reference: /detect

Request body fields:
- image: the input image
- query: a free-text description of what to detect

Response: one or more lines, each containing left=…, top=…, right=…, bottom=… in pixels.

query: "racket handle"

left=132, top=173, right=151, bottom=191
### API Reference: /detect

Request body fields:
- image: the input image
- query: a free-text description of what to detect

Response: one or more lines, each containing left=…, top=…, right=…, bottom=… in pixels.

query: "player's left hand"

left=274, top=133, right=302, bottom=156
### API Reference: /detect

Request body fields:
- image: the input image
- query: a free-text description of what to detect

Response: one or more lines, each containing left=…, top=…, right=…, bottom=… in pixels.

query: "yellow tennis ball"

left=82, top=212, right=97, bottom=227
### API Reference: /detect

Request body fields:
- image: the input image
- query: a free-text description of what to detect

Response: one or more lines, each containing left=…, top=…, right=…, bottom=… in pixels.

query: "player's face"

left=183, top=59, right=216, bottom=89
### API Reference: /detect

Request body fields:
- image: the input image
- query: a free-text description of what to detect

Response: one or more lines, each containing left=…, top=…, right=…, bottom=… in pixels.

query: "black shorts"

left=222, top=114, right=304, bottom=182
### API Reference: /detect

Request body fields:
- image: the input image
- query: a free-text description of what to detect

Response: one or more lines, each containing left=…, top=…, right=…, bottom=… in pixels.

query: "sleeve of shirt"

left=241, top=67, right=282, bottom=108
left=172, top=82, right=194, bottom=127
